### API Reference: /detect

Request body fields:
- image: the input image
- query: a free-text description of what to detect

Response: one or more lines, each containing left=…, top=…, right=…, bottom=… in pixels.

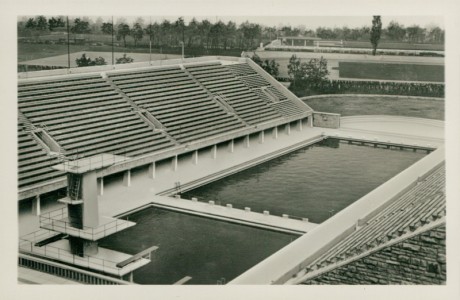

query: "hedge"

left=290, top=80, right=444, bottom=98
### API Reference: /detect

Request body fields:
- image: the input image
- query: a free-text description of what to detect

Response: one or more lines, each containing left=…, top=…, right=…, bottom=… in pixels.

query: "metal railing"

left=19, top=233, right=128, bottom=276
left=39, top=207, right=135, bottom=240
left=18, top=253, right=133, bottom=285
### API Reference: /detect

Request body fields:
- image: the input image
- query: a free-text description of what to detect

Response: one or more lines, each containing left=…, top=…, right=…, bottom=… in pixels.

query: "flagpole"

left=67, top=16, right=70, bottom=69
left=111, top=16, right=114, bottom=65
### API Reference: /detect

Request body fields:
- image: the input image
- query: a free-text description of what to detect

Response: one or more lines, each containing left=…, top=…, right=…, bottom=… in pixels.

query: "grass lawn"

left=339, top=62, right=444, bottom=82
left=342, top=40, right=444, bottom=51
left=303, top=95, right=444, bottom=120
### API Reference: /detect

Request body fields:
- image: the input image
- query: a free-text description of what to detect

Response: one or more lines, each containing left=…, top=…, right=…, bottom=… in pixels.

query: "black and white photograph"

left=1, top=0, right=460, bottom=299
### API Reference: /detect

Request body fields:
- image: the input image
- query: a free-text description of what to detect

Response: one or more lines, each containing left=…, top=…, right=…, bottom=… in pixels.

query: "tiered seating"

left=238, top=74, right=271, bottom=89
left=225, top=63, right=257, bottom=77
left=226, top=63, right=308, bottom=117
left=266, top=86, right=288, bottom=101
left=18, top=122, right=65, bottom=189
left=252, top=89, right=274, bottom=104
left=270, top=101, right=305, bottom=117
left=108, top=66, right=245, bottom=143
left=305, top=165, right=446, bottom=272
left=186, top=63, right=282, bottom=125
left=18, top=75, right=175, bottom=159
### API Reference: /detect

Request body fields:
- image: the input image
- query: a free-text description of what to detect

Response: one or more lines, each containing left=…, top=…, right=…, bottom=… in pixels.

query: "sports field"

left=303, top=95, right=444, bottom=120
left=19, top=51, right=181, bottom=68
left=342, top=40, right=444, bottom=51
left=339, top=62, right=444, bottom=82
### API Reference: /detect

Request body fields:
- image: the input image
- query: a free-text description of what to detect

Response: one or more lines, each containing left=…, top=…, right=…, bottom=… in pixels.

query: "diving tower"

left=19, top=154, right=157, bottom=281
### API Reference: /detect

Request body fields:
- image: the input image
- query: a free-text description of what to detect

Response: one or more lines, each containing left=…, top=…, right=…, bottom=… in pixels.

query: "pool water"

left=99, top=207, right=297, bottom=284
left=182, top=139, right=426, bottom=223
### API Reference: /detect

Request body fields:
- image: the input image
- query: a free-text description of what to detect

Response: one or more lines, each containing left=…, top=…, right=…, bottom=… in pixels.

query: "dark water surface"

left=99, top=207, right=297, bottom=284
left=183, top=139, right=426, bottom=223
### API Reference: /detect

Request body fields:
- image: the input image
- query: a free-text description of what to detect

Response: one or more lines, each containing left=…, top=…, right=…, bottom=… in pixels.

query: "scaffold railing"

left=39, top=207, right=135, bottom=241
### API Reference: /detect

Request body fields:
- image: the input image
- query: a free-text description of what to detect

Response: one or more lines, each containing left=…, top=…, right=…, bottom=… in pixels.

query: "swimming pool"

left=100, top=138, right=426, bottom=284
left=99, top=206, right=298, bottom=284
left=182, top=138, right=426, bottom=223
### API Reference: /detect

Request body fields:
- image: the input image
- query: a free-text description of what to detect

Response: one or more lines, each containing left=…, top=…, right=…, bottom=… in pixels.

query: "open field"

left=303, top=95, right=444, bottom=120
left=20, top=51, right=181, bottom=68
left=341, top=40, right=444, bottom=51
left=18, top=42, right=241, bottom=63
left=339, top=62, right=444, bottom=82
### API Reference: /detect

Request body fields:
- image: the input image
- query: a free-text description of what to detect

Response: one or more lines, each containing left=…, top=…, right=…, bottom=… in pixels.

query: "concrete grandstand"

left=17, top=56, right=445, bottom=285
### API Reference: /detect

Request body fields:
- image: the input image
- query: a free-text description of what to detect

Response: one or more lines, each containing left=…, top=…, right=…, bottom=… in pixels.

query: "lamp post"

left=179, top=41, right=184, bottom=61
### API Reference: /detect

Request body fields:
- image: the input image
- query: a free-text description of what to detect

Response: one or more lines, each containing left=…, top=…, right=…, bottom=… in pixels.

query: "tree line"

left=18, top=16, right=444, bottom=52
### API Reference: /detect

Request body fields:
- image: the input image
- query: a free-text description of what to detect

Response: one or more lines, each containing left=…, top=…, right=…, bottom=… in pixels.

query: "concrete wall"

left=302, top=225, right=446, bottom=285
left=313, top=112, right=341, bottom=129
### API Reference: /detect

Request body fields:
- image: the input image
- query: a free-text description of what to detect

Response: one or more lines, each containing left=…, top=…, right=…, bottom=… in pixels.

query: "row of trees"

left=18, top=16, right=445, bottom=50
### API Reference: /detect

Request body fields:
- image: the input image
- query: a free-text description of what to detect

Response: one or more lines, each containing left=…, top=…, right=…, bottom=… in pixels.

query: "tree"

left=35, top=16, right=48, bottom=31
left=252, top=52, right=279, bottom=77
left=174, top=17, right=186, bottom=45
left=71, top=18, right=91, bottom=34
left=116, top=54, right=134, bottom=64
left=386, top=21, right=406, bottom=41
left=48, top=17, right=64, bottom=31
left=303, top=57, right=329, bottom=86
left=101, top=22, right=113, bottom=35
left=370, top=16, right=382, bottom=55
left=117, top=23, right=130, bottom=47
left=75, top=53, right=106, bottom=67
left=25, top=18, right=36, bottom=29
left=406, top=25, right=426, bottom=43
left=131, top=22, right=144, bottom=47
left=287, top=54, right=303, bottom=88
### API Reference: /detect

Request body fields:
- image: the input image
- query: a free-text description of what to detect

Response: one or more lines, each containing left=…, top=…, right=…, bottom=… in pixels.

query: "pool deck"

left=124, top=195, right=318, bottom=234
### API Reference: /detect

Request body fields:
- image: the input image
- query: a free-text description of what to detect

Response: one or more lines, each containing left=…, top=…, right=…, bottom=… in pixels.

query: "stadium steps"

left=186, top=63, right=283, bottom=126
left=17, top=123, right=65, bottom=189
left=182, top=66, right=249, bottom=127
left=107, top=66, right=246, bottom=143
left=225, top=63, right=258, bottom=77
left=270, top=101, right=305, bottom=117
left=305, top=165, right=445, bottom=272
left=105, top=76, right=180, bottom=145
left=19, top=76, right=177, bottom=164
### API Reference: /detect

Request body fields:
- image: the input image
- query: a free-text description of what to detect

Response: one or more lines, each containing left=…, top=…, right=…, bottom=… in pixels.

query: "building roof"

left=302, top=163, right=446, bottom=275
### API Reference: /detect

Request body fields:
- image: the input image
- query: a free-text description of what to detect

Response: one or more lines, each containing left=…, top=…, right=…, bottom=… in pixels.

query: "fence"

left=18, top=253, right=131, bottom=284
left=39, top=207, right=134, bottom=240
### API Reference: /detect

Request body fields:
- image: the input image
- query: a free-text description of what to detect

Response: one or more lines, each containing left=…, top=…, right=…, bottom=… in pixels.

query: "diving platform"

left=52, top=154, right=129, bottom=174
left=39, top=207, right=136, bottom=241
left=19, top=153, right=157, bottom=280
left=20, top=236, right=150, bottom=277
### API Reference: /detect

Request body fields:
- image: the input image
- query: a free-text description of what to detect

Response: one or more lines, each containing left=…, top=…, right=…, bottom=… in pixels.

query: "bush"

left=289, top=79, right=444, bottom=98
